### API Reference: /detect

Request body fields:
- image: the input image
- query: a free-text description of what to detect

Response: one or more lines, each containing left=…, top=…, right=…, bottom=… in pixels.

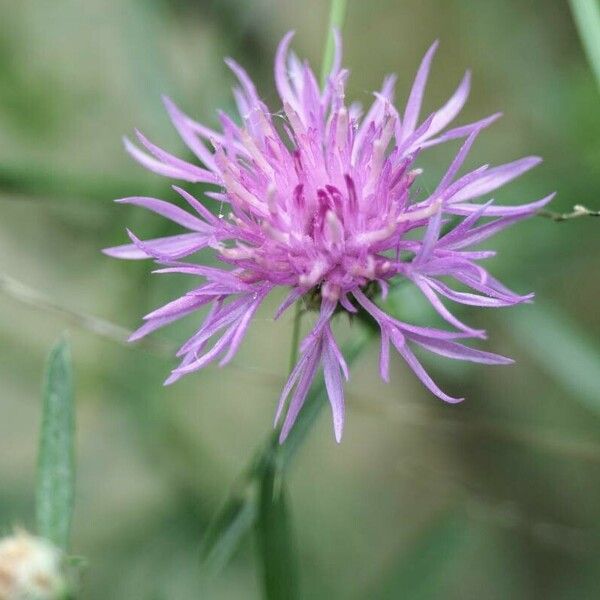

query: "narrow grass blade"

left=320, top=0, right=349, bottom=87
left=569, top=0, right=600, bottom=90
left=36, top=337, right=76, bottom=551
left=201, top=494, right=258, bottom=576
left=256, top=459, right=299, bottom=600
left=509, top=304, right=600, bottom=414
left=372, top=509, right=467, bottom=599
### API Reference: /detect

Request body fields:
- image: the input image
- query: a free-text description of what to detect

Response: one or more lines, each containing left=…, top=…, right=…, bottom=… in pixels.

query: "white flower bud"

left=0, top=530, right=66, bottom=600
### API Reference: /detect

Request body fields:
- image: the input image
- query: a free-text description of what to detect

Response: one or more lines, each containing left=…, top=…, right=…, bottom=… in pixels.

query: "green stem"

left=203, top=1, right=354, bottom=578
left=288, top=302, right=303, bottom=373
left=320, top=0, right=349, bottom=88
left=538, top=204, right=600, bottom=222
left=568, top=0, right=600, bottom=90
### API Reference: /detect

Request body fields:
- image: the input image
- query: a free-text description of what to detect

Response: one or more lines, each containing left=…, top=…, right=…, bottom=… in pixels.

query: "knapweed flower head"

left=105, top=33, right=552, bottom=443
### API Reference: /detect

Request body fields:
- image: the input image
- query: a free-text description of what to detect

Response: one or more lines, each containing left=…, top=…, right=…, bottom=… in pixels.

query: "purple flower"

left=105, top=33, right=552, bottom=443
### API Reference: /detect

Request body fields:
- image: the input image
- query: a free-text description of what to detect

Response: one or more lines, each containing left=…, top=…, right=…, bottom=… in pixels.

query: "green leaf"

left=36, top=336, right=76, bottom=551
left=320, top=0, right=349, bottom=87
left=568, top=0, right=600, bottom=91
left=255, top=458, right=299, bottom=600
left=373, top=509, right=468, bottom=600
left=201, top=493, right=258, bottom=576
left=200, top=325, right=373, bottom=574
left=508, top=304, right=600, bottom=414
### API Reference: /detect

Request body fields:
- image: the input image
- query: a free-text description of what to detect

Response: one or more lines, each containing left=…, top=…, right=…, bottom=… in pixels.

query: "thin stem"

left=320, top=0, right=349, bottom=88
left=288, top=302, right=303, bottom=373
left=568, top=0, right=600, bottom=90
left=0, top=272, right=173, bottom=354
left=538, top=204, right=600, bottom=222
left=205, top=2, right=353, bottom=576
left=0, top=273, right=131, bottom=345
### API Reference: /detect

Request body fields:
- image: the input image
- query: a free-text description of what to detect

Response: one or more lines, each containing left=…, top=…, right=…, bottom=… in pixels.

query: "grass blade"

left=256, top=459, right=299, bottom=600
left=36, top=336, right=76, bottom=551
left=320, top=0, right=349, bottom=87
left=201, top=495, right=258, bottom=576
left=508, top=304, right=600, bottom=414
left=372, top=509, right=467, bottom=600
left=568, top=0, right=600, bottom=90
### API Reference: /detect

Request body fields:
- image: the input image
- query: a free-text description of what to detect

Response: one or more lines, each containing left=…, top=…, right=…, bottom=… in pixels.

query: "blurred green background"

left=1, top=1, right=599, bottom=598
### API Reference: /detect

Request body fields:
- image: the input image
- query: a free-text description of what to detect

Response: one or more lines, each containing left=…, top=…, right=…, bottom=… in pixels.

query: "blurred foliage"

left=1, top=1, right=599, bottom=599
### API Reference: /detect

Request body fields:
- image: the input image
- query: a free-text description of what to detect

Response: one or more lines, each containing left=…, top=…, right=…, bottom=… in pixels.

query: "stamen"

left=344, top=175, right=358, bottom=212
left=322, top=281, right=341, bottom=301
left=220, top=244, right=255, bottom=259
left=240, top=129, right=274, bottom=177
left=262, top=221, right=290, bottom=244
left=266, top=183, right=278, bottom=214
left=396, top=198, right=442, bottom=223
left=336, top=107, right=348, bottom=150
left=324, top=210, right=344, bottom=246
left=223, top=172, right=267, bottom=214
left=299, top=260, right=326, bottom=287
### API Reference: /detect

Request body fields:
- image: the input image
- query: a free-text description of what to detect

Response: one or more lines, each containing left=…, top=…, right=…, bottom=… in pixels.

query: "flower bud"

left=0, top=530, right=66, bottom=600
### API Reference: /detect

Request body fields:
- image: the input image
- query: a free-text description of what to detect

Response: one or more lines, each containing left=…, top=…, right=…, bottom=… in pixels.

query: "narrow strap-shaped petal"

left=435, top=129, right=481, bottom=193
left=164, top=351, right=202, bottom=386
left=162, top=96, right=218, bottom=171
left=443, top=215, right=523, bottom=250
left=172, top=186, right=223, bottom=225
left=128, top=312, right=185, bottom=342
left=461, top=270, right=526, bottom=299
left=144, top=293, right=209, bottom=321
left=273, top=350, right=310, bottom=427
left=176, top=298, right=250, bottom=356
left=439, top=200, right=494, bottom=246
left=413, top=200, right=443, bottom=265
left=125, top=228, right=211, bottom=261
left=449, top=272, right=533, bottom=304
left=450, top=156, right=542, bottom=203
left=279, top=342, right=322, bottom=443
left=219, top=288, right=269, bottom=365
left=427, top=278, right=527, bottom=307
left=224, top=58, right=261, bottom=108
left=124, top=137, right=196, bottom=180
left=395, top=112, right=435, bottom=156
left=353, top=289, right=470, bottom=340
left=447, top=193, right=555, bottom=217
left=416, top=113, right=502, bottom=151
left=274, top=289, right=303, bottom=320
left=412, top=276, right=486, bottom=336
left=115, top=196, right=212, bottom=232
left=155, top=265, right=248, bottom=290
left=171, top=324, right=238, bottom=376
left=379, top=328, right=390, bottom=382
left=322, top=334, right=345, bottom=443
left=134, top=130, right=218, bottom=183
left=400, top=41, right=439, bottom=141
left=390, top=332, right=464, bottom=403
left=275, top=299, right=336, bottom=435
left=325, top=326, right=348, bottom=380
left=352, top=75, right=397, bottom=162
left=339, top=293, right=358, bottom=313
left=275, top=31, right=301, bottom=114
left=103, top=232, right=205, bottom=260
left=426, top=70, right=471, bottom=139
left=408, top=334, right=513, bottom=365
